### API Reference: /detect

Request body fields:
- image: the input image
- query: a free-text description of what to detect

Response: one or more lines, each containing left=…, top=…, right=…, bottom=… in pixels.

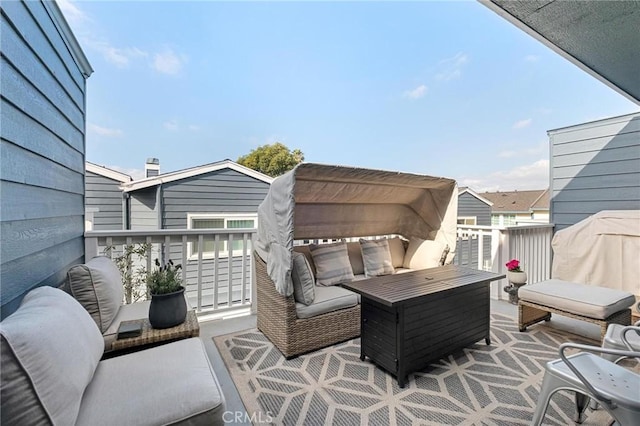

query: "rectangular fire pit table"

left=342, top=265, right=504, bottom=387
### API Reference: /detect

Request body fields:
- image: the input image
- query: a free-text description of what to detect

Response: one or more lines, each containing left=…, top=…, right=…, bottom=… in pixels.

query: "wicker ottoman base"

left=518, top=300, right=631, bottom=341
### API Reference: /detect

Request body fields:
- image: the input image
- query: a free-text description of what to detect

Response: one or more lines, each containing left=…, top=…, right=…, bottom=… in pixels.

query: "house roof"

left=458, top=187, right=493, bottom=206
left=120, top=159, right=273, bottom=192
left=531, top=188, right=550, bottom=211
left=481, top=0, right=640, bottom=105
left=482, top=189, right=548, bottom=213
left=86, top=162, right=132, bottom=183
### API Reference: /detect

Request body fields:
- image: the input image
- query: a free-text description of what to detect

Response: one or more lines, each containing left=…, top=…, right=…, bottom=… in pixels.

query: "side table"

left=111, top=310, right=200, bottom=353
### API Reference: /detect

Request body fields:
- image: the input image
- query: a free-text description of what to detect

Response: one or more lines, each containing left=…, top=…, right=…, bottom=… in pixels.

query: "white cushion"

left=309, top=242, right=355, bottom=286
left=360, top=239, right=394, bottom=277
left=76, top=338, right=225, bottom=426
left=295, top=286, right=359, bottom=319
left=519, top=279, right=636, bottom=319
left=0, top=287, right=104, bottom=425
left=402, top=237, right=447, bottom=270
left=67, top=256, right=124, bottom=332
left=291, top=252, right=315, bottom=306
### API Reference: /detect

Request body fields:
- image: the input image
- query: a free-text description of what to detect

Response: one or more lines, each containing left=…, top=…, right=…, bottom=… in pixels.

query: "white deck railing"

left=85, top=224, right=554, bottom=314
left=455, top=224, right=555, bottom=299
left=85, top=229, right=257, bottom=315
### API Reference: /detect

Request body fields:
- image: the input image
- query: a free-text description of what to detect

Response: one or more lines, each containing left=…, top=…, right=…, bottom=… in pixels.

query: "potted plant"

left=147, top=259, right=187, bottom=329
left=505, top=259, right=527, bottom=285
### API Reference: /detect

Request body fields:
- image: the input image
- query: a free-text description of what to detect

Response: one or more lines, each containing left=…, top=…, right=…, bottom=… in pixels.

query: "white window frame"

left=457, top=216, right=477, bottom=226
left=187, top=213, right=257, bottom=259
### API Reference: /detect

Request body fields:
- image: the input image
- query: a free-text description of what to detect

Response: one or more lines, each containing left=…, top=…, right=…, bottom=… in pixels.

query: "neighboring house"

left=548, top=112, right=640, bottom=231
left=457, top=188, right=493, bottom=269
left=482, top=189, right=549, bottom=226
left=85, top=162, right=132, bottom=230
left=0, top=0, right=92, bottom=318
left=118, top=159, right=273, bottom=308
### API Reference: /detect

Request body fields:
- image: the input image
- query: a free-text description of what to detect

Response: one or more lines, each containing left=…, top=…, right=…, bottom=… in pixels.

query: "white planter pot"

left=507, top=271, right=527, bottom=285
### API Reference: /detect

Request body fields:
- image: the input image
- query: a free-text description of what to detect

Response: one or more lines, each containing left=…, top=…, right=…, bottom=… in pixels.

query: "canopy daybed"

left=254, top=163, right=458, bottom=357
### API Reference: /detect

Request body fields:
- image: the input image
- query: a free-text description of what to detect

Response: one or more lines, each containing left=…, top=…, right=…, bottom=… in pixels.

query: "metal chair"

left=531, top=328, right=640, bottom=426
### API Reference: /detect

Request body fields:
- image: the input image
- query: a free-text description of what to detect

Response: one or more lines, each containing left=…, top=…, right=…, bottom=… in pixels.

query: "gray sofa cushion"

left=0, top=287, right=104, bottom=425
left=67, top=256, right=124, bottom=332
left=291, top=252, right=315, bottom=305
left=519, top=279, right=636, bottom=319
left=295, top=286, right=359, bottom=319
left=387, top=237, right=406, bottom=268
left=346, top=241, right=365, bottom=275
left=76, top=338, right=225, bottom=426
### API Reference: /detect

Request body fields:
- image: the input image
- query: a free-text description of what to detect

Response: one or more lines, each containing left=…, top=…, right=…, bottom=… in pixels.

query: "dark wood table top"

left=342, top=265, right=505, bottom=307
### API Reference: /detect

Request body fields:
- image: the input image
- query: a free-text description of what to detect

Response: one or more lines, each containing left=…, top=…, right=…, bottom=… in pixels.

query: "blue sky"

left=60, top=0, right=638, bottom=191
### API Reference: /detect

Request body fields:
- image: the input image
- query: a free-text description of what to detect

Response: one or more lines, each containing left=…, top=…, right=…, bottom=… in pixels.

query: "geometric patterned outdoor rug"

left=214, top=313, right=612, bottom=425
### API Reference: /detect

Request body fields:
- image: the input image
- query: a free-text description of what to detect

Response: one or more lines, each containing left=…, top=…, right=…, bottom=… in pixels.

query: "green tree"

left=237, top=142, right=304, bottom=177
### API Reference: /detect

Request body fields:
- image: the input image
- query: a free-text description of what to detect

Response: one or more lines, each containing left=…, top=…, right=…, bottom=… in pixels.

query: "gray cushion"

left=76, top=338, right=226, bottom=426
left=291, top=252, right=315, bottom=306
left=360, top=239, right=394, bottom=277
left=293, top=245, right=316, bottom=276
left=346, top=242, right=365, bottom=275
left=387, top=237, right=406, bottom=268
left=0, top=286, right=104, bottom=426
left=295, top=286, right=359, bottom=319
left=67, top=256, right=124, bottom=332
left=309, top=242, right=355, bottom=286
left=519, top=279, right=636, bottom=319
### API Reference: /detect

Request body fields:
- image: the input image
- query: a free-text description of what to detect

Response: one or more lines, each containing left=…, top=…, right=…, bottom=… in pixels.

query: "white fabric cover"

left=291, top=252, right=315, bottom=305
left=76, top=338, right=225, bottom=426
left=519, top=279, right=635, bottom=319
left=403, top=237, right=447, bottom=270
left=295, top=286, right=359, bottom=319
left=360, top=239, right=394, bottom=277
left=0, top=287, right=104, bottom=425
left=552, top=210, right=640, bottom=295
left=67, top=256, right=124, bottom=332
left=255, top=163, right=458, bottom=296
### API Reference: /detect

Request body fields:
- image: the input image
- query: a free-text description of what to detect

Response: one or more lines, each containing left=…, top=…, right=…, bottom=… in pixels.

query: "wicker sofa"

left=255, top=237, right=449, bottom=358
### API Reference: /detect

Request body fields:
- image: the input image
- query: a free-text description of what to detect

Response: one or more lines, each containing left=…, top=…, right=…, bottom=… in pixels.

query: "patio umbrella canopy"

left=255, top=163, right=459, bottom=296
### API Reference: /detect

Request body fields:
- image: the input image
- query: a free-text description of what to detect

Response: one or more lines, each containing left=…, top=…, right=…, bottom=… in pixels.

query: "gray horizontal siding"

left=161, top=168, right=270, bottom=229
left=85, top=171, right=125, bottom=230
left=0, top=0, right=88, bottom=318
left=550, top=113, right=640, bottom=231
left=129, top=187, right=158, bottom=230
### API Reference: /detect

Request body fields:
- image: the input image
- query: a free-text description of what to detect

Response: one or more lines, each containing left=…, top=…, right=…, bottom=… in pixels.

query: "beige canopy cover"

left=552, top=210, right=640, bottom=295
left=255, top=163, right=459, bottom=296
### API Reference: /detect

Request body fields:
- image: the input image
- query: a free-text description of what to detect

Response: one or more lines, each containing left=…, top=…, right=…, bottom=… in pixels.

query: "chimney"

left=145, top=158, right=160, bottom=178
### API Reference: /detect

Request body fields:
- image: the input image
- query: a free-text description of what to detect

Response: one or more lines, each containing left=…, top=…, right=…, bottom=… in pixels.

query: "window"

left=188, top=214, right=257, bottom=257
left=457, top=216, right=477, bottom=226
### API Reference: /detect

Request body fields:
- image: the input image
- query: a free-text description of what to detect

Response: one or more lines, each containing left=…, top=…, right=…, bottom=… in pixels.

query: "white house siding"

left=161, top=169, right=270, bottom=309
left=457, top=191, right=492, bottom=269
left=85, top=170, right=125, bottom=230
left=0, top=0, right=91, bottom=317
left=549, top=112, right=640, bottom=231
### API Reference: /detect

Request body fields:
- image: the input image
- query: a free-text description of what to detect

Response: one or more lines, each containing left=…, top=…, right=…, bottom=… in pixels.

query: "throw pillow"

left=403, top=237, right=447, bottom=270
left=346, top=241, right=365, bottom=275
left=66, top=256, right=124, bottom=333
left=387, top=237, right=406, bottom=268
left=0, top=287, right=104, bottom=425
left=291, top=252, right=315, bottom=305
left=359, top=239, right=395, bottom=277
left=309, top=242, right=355, bottom=286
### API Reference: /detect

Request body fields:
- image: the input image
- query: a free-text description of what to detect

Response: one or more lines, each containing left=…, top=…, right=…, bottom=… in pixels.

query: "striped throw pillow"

left=309, top=242, right=355, bottom=286
left=360, top=239, right=394, bottom=277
